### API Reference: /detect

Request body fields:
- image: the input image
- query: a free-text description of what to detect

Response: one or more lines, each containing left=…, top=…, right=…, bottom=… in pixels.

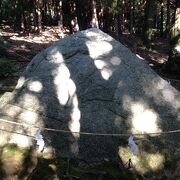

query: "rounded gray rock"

left=0, top=28, right=179, bottom=173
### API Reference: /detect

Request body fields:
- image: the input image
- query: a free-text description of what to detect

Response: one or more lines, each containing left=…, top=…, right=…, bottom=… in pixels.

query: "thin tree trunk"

left=21, top=6, right=25, bottom=31
left=57, top=0, right=63, bottom=29
left=14, top=0, right=22, bottom=30
left=121, top=0, right=125, bottom=33
left=163, top=0, right=180, bottom=74
left=42, top=0, right=47, bottom=25
left=115, top=0, right=123, bottom=35
left=160, top=1, right=164, bottom=37
left=130, top=0, right=134, bottom=34
left=0, top=0, right=2, bottom=23
left=90, top=0, right=99, bottom=28
left=144, top=0, right=156, bottom=48
left=115, top=0, right=119, bottom=39
left=97, top=2, right=104, bottom=29
left=70, top=0, right=79, bottom=32
left=166, top=0, right=171, bottom=38
left=75, top=0, right=87, bottom=30
left=36, top=0, right=42, bottom=33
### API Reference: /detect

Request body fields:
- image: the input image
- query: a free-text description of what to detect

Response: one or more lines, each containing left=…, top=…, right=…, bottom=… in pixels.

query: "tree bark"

left=36, top=0, right=42, bottom=32
left=163, top=0, right=180, bottom=74
left=75, top=0, right=87, bottom=30
left=70, top=0, right=79, bottom=32
left=57, top=0, right=63, bottom=29
left=130, top=0, right=135, bottom=34
left=120, top=0, right=125, bottom=34
left=166, top=0, right=171, bottom=38
left=97, top=2, right=104, bottom=29
left=90, top=0, right=99, bottom=28
left=144, top=0, right=156, bottom=48
left=160, top=1, right=164, bottom=37
left=14, top=0, right=22, bottom=30
left=0, top=0, right=2, bottom=23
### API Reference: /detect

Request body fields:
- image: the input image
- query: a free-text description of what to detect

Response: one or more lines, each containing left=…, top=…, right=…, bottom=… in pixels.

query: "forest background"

left=0, top=0, right=179, bottom=80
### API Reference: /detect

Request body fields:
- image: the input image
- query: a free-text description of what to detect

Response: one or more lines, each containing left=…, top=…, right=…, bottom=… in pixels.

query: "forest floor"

left=0, top=25, right=180, bottom=179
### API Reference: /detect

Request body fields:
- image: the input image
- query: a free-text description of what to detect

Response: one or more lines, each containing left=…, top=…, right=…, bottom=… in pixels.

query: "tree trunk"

left=102, top=1, right=115, bottom=33
left=120, top=0, right=125, bottom=34
left=166, top=0, right=171, bottom=38
left=97, top=2, right=104, bottom=29
left=70, top=0, right=79, bottom=32
left=14, top=0, right=22, bottom=30
left=160, top=1, right=164, bottom=37
left=115, top=0, right=120, bottom=39
left=37, top=0, right=42, bottom=32
left=0, top=0, right=2, bottom=23
left=21, top=5, right=25, bottom=31
left=163, top=0, right=180, bottom=74
left=42, top=0, right=47, bottom=25
left=90, top=0, right=99, bottom=28
left=75, top=0, right=87, bottom=30
left=57, top=0, right=63, bottom=29
left=144, top=0, right=156, bottom=48
left=35, top=0, right=42, bottom=33
left=129, top=0, right=134, bottom=34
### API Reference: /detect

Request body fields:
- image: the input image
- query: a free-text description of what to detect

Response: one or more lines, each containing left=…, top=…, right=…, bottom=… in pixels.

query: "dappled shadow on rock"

left=0, top=28, right=179, bottom=178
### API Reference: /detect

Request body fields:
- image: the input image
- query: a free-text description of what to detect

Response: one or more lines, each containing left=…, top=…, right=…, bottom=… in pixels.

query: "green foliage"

left=1, top=0, right=17, bottom=23
left=0, top=58, right=18, bottom=77
left=112, top=0, right=119, bottom=16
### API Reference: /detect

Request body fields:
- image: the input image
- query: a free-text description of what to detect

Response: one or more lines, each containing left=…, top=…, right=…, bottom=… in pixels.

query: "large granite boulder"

left=0, top=28, right=179, bottom=174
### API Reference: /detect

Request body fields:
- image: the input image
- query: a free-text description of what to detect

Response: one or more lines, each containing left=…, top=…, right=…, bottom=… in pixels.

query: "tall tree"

left=97, top=1, right=104, bottom=29
left=14, top=0, right=23, bottom=30
left=163, top=0, right=180, bottom=74
left=0, top=0, right=2, bottom=23
left=129, top=0, right=135, bottom=34
left=120, top=0, right=125, bottom=34
left=144, top=0, right=156, bottom=48
left=35, top=0, right=42, bottom=32
left=70, top=0, right=79, bottom=32
left=166, top=0, right=171, bottom=37
left=160, top=0, right=164, bottom=37
left=57, top=0, right=63, bottom=29
left=75, top=0, right=87, bottom=30
left=90, top=0, right=99, bottom=28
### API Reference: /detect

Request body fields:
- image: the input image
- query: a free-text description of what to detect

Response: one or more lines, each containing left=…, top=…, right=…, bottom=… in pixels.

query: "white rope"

left=0, top=118, right=180, bottom=137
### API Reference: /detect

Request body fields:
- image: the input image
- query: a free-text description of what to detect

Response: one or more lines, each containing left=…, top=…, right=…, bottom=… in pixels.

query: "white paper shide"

left=34, top=129, right=45, bottom=152
left=128, top=136, right=138, bottom=155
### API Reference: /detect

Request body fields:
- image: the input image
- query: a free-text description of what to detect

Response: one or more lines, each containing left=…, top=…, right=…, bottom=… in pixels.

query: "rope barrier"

left=0, top=118, right=180, bottom=137
left=0, top=127, right=34, bottom=138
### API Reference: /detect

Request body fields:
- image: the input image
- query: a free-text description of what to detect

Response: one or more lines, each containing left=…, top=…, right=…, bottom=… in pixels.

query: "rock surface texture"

left=0, top=28, right=179, bottom=173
